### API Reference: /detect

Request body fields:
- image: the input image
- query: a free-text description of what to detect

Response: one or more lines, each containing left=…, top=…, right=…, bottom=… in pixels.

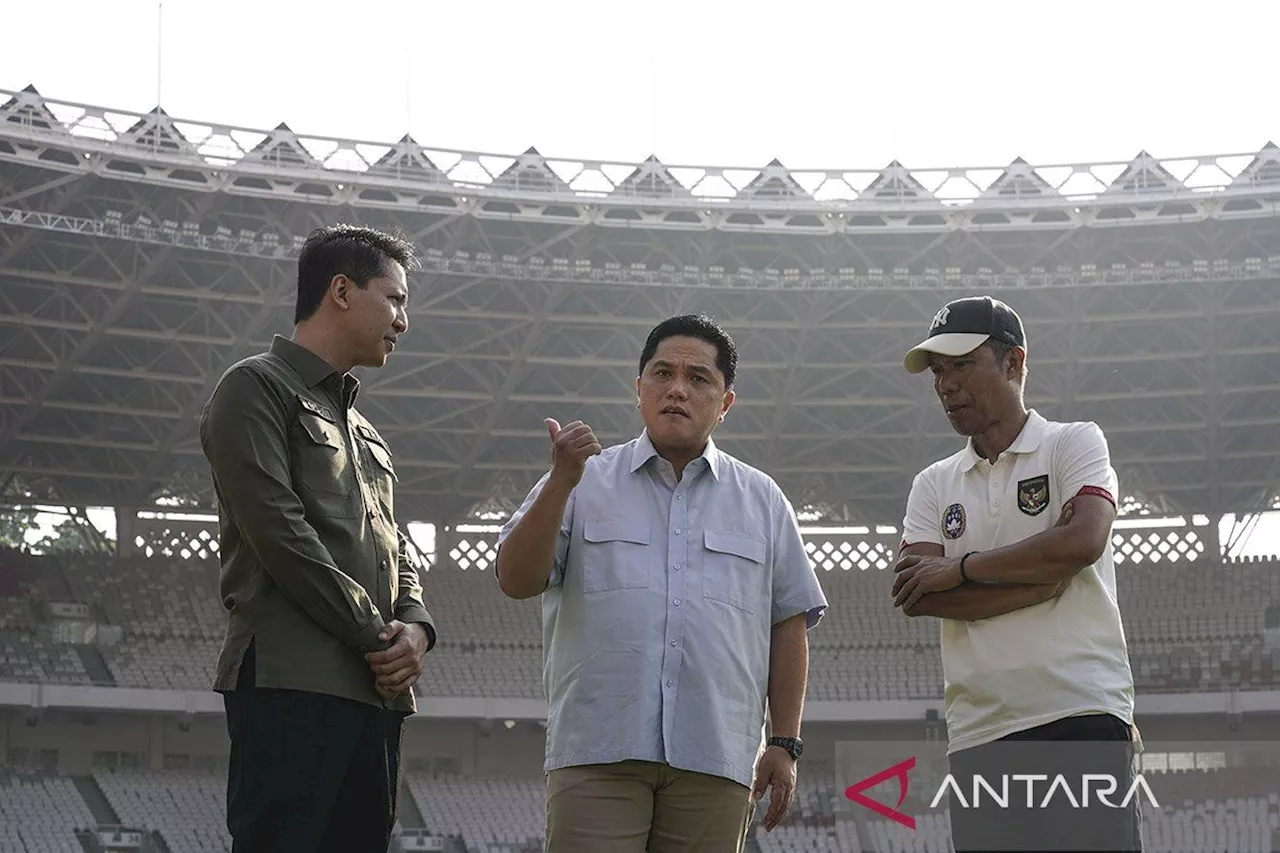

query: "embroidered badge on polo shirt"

left=942, top=503, right=966, bottom=540
left=1018, top=474, right=1050, bottom=516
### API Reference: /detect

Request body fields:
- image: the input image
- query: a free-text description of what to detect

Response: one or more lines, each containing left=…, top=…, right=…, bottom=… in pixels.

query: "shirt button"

left=666, top=679, right=674, bottom=688
left=673, top=565, right=680, bottom=571
left=674, top=529, right=682, bottom=535
left=673, top=599, right=680, bottom=606
left=380, top=560, right=388, bottom=570
left=676, top=495, right=683, bottom=501
left=671, top=640, right=678, bottom=647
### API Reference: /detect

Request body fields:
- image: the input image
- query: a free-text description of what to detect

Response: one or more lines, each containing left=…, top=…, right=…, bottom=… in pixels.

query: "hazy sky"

left=4, top=0, right=1278, bottom=169
left=5, top=0, right=1278, bottom=553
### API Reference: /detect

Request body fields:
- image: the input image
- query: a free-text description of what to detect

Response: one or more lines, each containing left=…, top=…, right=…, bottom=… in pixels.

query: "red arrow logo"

left=844, top=756, right=916, bottom=829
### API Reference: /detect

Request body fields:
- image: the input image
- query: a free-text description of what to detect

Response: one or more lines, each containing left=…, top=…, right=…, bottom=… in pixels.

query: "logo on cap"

left=929, top=306, right=950, bottom=332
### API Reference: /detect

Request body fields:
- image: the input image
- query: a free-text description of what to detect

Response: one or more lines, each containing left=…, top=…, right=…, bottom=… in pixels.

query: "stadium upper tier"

left=1, top=85, right=1279, bottom=524
left=2, top=86, right=1280, bottom=235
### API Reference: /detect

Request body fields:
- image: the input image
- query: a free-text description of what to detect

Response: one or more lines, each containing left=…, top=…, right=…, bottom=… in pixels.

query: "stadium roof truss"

left=0, top=86, right=1278, bottom=525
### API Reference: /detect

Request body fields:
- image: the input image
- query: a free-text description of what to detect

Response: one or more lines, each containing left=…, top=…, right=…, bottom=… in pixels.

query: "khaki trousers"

left=545, top=760, right=755, bottom=853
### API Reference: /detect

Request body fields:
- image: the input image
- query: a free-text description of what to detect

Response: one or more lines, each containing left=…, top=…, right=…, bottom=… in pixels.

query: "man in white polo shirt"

left=890, top=296, right=1141, bottom=852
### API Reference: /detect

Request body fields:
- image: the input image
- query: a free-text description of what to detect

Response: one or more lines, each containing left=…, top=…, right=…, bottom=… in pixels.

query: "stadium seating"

left=58, top=554, right=224, bottom=690
left=418, top=645, right=544, bottom=699
left=0, top=629, right=91, bottom=685
left=421, top=565, right=541, bottom=647
left=59, top=554, right=225, bottom=640
left=413, top=554, right=1280, bottom=701
left=0, top=769, right=96, bottom=853
left=778, top=768, right=1280, bottom=853
left=93, top=767, right=230, bottom=853
left=1136, top=771, right=1280, bottom=853
left=860, top=812, right=952, bottom=853
left=0, top=764, right=1274, bottom=853
left=2, top=550, right=1280, bottom=700
left=0, top=588, right=37, bottom=632
left=1144, top=794, right=1279, bottom=853
left=98, top=635, right=221, bottom=691
left=0, top=549, right=52, bottom=631
left=754, top=822, right=851, bottom=853
left=407, top=772, right=544, bottom=852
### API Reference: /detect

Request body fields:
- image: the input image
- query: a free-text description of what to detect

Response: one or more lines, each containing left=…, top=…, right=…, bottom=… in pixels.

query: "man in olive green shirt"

left=200, top=224, right=435, bottom=853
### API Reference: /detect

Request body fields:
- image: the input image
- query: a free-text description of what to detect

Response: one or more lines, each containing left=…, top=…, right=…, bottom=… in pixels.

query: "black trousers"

left=948, top=714, right=1144, bottom=853
left=223, top=641, right=406, bottom=853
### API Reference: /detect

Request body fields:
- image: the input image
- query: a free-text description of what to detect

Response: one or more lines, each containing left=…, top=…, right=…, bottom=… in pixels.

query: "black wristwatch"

left=768, top=736, right=803, bottom=761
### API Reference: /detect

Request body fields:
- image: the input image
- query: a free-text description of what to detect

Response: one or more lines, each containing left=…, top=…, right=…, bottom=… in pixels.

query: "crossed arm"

left=894, top=495, right=1115, bottom=620
left=895, top=542, right=1060, bottom=619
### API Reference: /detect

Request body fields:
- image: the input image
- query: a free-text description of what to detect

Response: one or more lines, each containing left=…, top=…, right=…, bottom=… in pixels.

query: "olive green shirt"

left=199, top=335, right=435, bottom=713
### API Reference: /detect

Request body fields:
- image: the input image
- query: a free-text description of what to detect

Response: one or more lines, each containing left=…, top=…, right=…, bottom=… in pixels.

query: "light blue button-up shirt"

left=498, top=431, right=828, bottom=789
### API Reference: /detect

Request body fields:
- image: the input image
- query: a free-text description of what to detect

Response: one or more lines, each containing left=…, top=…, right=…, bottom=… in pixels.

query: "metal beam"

left=0, top=193, right=223, bottom=476
left=125, top=261, right=295, bottom=505
left=4, top=88, right=1280, bottom=236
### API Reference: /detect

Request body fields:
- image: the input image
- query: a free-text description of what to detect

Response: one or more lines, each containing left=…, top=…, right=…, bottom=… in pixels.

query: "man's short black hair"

left=295, top=225, right=417, bottom=324
left=985, top=338, right=1014, bottom=365
left=638, top=314, right=737, bottom=389
left=984, top=337, right=1029, bottom=385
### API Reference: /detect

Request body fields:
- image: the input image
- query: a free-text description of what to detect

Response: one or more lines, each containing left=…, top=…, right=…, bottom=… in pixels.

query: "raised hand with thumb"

left=545, top=417, right=602, bottom=487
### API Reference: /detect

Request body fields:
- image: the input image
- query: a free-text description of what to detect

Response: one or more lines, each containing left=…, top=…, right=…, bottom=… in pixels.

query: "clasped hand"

left=365, top=620, right=429, bottom=700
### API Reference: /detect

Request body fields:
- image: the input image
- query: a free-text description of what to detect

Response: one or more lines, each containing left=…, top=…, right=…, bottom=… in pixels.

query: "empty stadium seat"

left=0, top=769, right=97, bottom=853
left=100, top=635, right=221, bottom=691
left=2, top=550, right=1279, bottom=699
left=408, top=772, right=545, bottom=852
left=93, top=767, right=229, bottom=853
left=0, top=629, right=92, bottom=685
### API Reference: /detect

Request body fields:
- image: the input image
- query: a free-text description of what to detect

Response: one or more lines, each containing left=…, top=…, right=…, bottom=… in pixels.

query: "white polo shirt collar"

left=958, top=409, right=1048, bottom=472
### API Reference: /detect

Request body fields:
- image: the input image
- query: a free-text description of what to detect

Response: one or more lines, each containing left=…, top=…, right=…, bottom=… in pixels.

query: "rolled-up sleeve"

left=769, top=486, right=828, bottom=629
left=200, top=366, right=386, bottom=654
left=497, top=471, right=574, bottom=590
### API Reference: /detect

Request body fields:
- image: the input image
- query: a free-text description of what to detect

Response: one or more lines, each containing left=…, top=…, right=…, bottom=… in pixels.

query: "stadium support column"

left=148, top=718, right=166, bottom=771
left=1202, top=513, right=1223, bottom=562
left=115, top=508, right=137, bottom=557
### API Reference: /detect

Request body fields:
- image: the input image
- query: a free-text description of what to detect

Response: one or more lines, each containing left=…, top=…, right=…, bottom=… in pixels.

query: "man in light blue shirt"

left=497, top=314, right=827, bottom=853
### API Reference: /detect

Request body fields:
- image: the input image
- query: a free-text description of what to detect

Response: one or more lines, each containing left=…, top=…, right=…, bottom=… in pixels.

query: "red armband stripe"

left=1074, top=485, right=1116, bottom=508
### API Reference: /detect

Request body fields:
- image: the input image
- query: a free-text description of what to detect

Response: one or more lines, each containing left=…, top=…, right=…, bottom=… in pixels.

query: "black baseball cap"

left=903, top=296, right=1026, bottom=374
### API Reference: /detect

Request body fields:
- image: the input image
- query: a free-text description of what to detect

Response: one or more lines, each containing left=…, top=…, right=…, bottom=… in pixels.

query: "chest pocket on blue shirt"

left=581, top=519, right=651, bottom=593
left=702, top=530, right=767, bottom=614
